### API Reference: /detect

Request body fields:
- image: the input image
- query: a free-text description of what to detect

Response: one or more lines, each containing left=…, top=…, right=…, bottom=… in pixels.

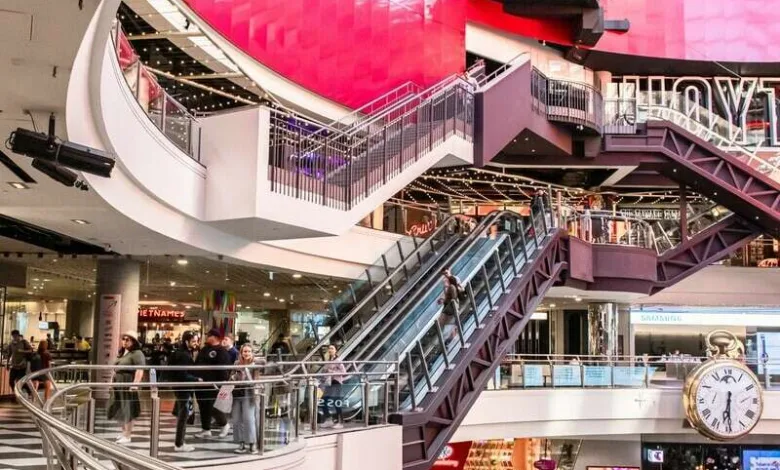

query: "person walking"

left=231, top=344, right=261, bottom=454
left=108, top=331, right=145, bottom=444
left=194, top=329, right=232, bottom=439
left=168, top=331, right=201, bottom=452
left=320, top=344, right=347, bottom=429
left=223, top=334, right=239, bottom=363
left=29, top=340, right=52, bottom=401
left=5, top=330, right=32, bottom=397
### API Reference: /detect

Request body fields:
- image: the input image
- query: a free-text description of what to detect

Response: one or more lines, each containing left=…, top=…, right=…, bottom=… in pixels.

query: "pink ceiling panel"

left=185, top=0, right=467, bottom=109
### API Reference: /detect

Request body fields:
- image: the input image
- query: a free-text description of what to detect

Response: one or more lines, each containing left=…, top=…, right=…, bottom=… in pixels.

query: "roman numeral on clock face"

left=702, top=408, right=712, bottom=419
left=746, top=384, right=755, bottom=391
left=745, top=409, right=756, bottom=420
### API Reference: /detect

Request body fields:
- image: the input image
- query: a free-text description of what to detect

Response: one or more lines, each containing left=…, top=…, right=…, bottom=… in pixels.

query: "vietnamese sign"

left=138, top=307, right=187, bottom=321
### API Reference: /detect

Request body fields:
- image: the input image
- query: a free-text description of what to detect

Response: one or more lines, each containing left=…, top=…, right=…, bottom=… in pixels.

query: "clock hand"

left=723, top=391, right=732, bottom=433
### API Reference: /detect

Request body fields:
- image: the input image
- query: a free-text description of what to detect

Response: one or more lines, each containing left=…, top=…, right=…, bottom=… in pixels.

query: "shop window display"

left=641, top=443, right=780, bottom=470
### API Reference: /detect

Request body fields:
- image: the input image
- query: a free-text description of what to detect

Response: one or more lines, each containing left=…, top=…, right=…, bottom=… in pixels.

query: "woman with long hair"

left=108, top=331, right=145, bottom=444
left=231, top=344, right=261, bottom=454
left=29, top=340, right=52, bottom=401
left=321, top=344, right=348, bottom=429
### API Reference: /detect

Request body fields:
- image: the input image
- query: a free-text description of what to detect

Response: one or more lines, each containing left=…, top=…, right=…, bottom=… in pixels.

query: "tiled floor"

left=0, top=402, right=295, bottom=469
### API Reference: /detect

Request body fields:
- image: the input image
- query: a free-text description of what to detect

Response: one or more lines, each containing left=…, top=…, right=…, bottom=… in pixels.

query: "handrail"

left=350, top=208, right=524, bottom=363
left=532, top=67, right=603, bottom=132
left=477, top=52, right=529, bottom=87
left=564, top=208, right=657, bottom=251
left=293, top=214, right=474, bottom=367
left=394, top=207, right=549, bottom=364
left=17, top=360, right=400, bottom=470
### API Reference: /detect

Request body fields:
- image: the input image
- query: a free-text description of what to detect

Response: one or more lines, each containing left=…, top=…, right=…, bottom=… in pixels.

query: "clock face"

left=693, top=363, right=762, bottom=438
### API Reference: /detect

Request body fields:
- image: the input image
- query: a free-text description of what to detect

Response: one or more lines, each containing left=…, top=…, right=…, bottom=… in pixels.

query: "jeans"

left=196, top=389, right=227, bottom=431
left=231, top=395, right=257, bottom=445
left=174, top=394, right=192, bottom=447
left=321, top=383, right=343, bottom=423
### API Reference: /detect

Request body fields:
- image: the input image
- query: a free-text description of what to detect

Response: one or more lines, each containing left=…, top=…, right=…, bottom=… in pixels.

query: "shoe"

left=218, top=423, right=230, bottom=438
left=248, top=445, right=258, bottom=455
left=234, top=445, right=247, bottom=454
left=332, top=422, right=344, bottom=429
left=320, top=419, right=334, bottom=428
left=115, top=436, right=131, bottom=444
left=194, top=430, right=213, bottom=439
left=174, top=444, right=195, bottom=453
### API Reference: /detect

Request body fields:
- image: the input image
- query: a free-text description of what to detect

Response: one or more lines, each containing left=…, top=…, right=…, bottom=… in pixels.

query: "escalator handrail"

left=392, top=208, right=551, bottom=365
left=292, top=214, right=474, bottom=367
left=351, top=208, right=533, bottom=364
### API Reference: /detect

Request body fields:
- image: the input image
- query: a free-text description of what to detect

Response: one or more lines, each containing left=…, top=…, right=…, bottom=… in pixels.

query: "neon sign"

left=138, top=308, right=186, bottom=320
left=406, top=218, right=438, bottom=237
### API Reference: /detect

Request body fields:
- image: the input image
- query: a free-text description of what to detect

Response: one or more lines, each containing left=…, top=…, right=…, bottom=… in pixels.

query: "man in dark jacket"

left=194, top=329, right=232, bottom=439
left=168, top=332, right=200, bottom=452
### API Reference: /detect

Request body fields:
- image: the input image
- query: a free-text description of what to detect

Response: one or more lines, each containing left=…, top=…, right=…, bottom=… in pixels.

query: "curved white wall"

left=453, top=389, right=780, bottom=442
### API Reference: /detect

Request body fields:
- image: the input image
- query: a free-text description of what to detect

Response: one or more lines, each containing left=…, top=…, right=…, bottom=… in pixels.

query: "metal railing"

left=603, top=95, right=780, bottom=183
left=487, top=354, right=780, bottom=390
left=110, top=22, right=202, bottom=162
left=392, top=197, right=556, bottom=409
left=532, top=68, right=603, bottom=133
left=298, top=214, right=476, bottom=364
left=563, top=209, right=657, bottom=251
left=16, top=361, right=398, bottom=470
left=268, top=78, right=475, bottom=210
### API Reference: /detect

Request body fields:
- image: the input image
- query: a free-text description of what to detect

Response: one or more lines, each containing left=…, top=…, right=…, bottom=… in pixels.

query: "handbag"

left=213, top=385, right=235, bottom=414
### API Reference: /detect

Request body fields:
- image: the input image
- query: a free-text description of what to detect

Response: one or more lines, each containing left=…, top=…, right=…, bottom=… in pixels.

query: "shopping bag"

left=214, top=385, right=234, bottom=414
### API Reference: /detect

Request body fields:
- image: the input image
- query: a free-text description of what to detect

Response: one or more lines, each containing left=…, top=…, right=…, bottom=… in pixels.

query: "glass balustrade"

left=110, top=22, right=202, bottom=162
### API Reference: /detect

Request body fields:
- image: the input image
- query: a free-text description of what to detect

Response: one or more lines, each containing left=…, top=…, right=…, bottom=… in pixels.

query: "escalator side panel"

left=389, top=230, right=569, bottom=470
left=604, top=121, right=780, bottom=236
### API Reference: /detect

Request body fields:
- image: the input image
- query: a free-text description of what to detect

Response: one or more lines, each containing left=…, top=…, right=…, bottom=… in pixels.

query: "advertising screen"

left=742, top=449, right=780, bottom=470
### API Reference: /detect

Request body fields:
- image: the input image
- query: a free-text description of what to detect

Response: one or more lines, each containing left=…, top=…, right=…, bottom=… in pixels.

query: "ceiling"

left=7, top=254, right=350, bottom=310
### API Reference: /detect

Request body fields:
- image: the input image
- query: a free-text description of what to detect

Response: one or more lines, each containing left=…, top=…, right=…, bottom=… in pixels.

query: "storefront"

left=137, top=306, right=202, bottom=344
left=629, top=306, right=780, bottom=357
left=435, top=439, right=581, bottom=470
left=3, top=300, right=68, bottom=347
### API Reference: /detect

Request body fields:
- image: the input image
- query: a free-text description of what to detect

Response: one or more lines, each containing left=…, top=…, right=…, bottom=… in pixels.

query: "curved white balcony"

left=57, top=0, right=472, bottom=274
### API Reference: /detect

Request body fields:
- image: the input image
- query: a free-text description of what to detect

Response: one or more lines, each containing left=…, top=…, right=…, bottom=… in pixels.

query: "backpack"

left=452, top=277, right=467, bottom=302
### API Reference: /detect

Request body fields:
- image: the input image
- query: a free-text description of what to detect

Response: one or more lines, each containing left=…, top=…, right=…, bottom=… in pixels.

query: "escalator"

left=297, top=215, right=475, bottom=363
left=329, top=200, right=568, bottom=469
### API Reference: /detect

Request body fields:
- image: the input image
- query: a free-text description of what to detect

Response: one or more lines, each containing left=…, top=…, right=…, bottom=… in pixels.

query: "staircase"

left=268, top=76, right=475, bottom=211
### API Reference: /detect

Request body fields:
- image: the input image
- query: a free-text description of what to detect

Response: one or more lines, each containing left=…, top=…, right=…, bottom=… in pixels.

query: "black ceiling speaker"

left=9, top=128, right=115, bottom=178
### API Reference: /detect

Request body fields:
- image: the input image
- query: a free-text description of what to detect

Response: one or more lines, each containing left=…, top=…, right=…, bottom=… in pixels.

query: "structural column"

left=587, top=302, right=619, bottom=357
left=92, top=259, right=140, bottom=384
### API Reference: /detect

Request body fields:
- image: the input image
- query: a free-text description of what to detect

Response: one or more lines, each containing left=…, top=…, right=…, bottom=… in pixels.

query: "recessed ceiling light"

left=263, top=292, right=270, bottom=297
left=71, top=219, right=91, bottom=225
left=549, top=303, right=556, bottom=308
left=177, top=258, right=188, bottom=266
left=292, top=273, right=302, bottom=279
left=279, top=298, right=285, bottom=303
left=32, top=278, right=39, bottom=281
left=169, top=281, right=176, bottom=287
left=27, top=291, right=33, bottom=295
left=322, top=299, right=328, bottom=303
left=8, top=182, right=29, bottom=189
left=237, top=304, right=243, bottom=308
left=185, top=305, right=192, bottom=309
left=575, top=297, right=582, bottom=302
left=43, top=279, right=50, bottom=282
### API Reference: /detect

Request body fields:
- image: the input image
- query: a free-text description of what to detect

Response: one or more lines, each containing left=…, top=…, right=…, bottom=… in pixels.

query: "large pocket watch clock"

left=683, top=330, right=763, bottom=440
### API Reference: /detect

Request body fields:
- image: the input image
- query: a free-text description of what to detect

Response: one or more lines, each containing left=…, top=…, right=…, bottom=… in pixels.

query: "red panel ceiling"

left=184, top=0, right=467, bottom=109
left=466, top=0, right=574, bottom=46
left=597, top=0, right=780, bottom=62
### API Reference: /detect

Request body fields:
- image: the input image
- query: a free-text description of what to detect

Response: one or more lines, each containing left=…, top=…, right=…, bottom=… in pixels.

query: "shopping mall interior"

left=2, top=0, right=780, bottom=469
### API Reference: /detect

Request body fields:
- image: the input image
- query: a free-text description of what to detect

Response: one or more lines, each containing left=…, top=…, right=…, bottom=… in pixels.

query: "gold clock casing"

left=683, top=358, right=763, bottom=441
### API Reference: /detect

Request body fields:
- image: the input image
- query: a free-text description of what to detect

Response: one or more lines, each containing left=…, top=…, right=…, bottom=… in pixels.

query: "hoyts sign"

left=138, top=307, right=186, bottom=322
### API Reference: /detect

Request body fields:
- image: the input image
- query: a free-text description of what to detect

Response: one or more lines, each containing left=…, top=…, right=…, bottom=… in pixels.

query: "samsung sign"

left=631, top=309, right=780, bottom=327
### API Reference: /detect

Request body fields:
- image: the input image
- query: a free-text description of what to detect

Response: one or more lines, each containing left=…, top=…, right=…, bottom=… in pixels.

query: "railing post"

left=308, top=378, right=318, bottom=434
left=161, top=96, right=167, bottom=133
left=322, top=138, right=329, bottom=205
left=443, top=88, right=449, bottom=137
left=134, top=59, right=142, bottom=98
left=362, top=377, right=371, bottom=427
left=257, top=385, right=266, bottom=455
left=150, top=391, right=160, bottom=458
left=293, top=385, right=300, bottom=439
left=382, top=126, right=388, bottom=184
left=295, top=126, right=302, bottom=200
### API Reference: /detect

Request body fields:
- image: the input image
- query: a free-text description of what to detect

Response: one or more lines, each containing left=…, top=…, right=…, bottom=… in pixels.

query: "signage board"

left=647, top=449, right=664, bottom=463
left=583, top=366, right=612, bottom=387
left=613, top=366, right=654, bottom=387
left=97, top=294, right=121, bottom=386
left=553, top=365, right=582, bottom=387
left=631, top=309, right=780, bottom=327
left=138, top=307, right=188, bottom=322
left=523, top=364, right=545, bottom=387
left=742, top=450, right=780, bottom=470
left=433, top=442, right=472, bottom=469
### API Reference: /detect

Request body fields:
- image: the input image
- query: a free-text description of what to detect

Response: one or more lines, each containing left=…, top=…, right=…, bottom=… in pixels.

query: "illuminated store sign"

left=631, top=310, right=780, bottom=327
left=615, top=76, right=780, bottom=146
left=138, top=307, right=186, bottom=321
